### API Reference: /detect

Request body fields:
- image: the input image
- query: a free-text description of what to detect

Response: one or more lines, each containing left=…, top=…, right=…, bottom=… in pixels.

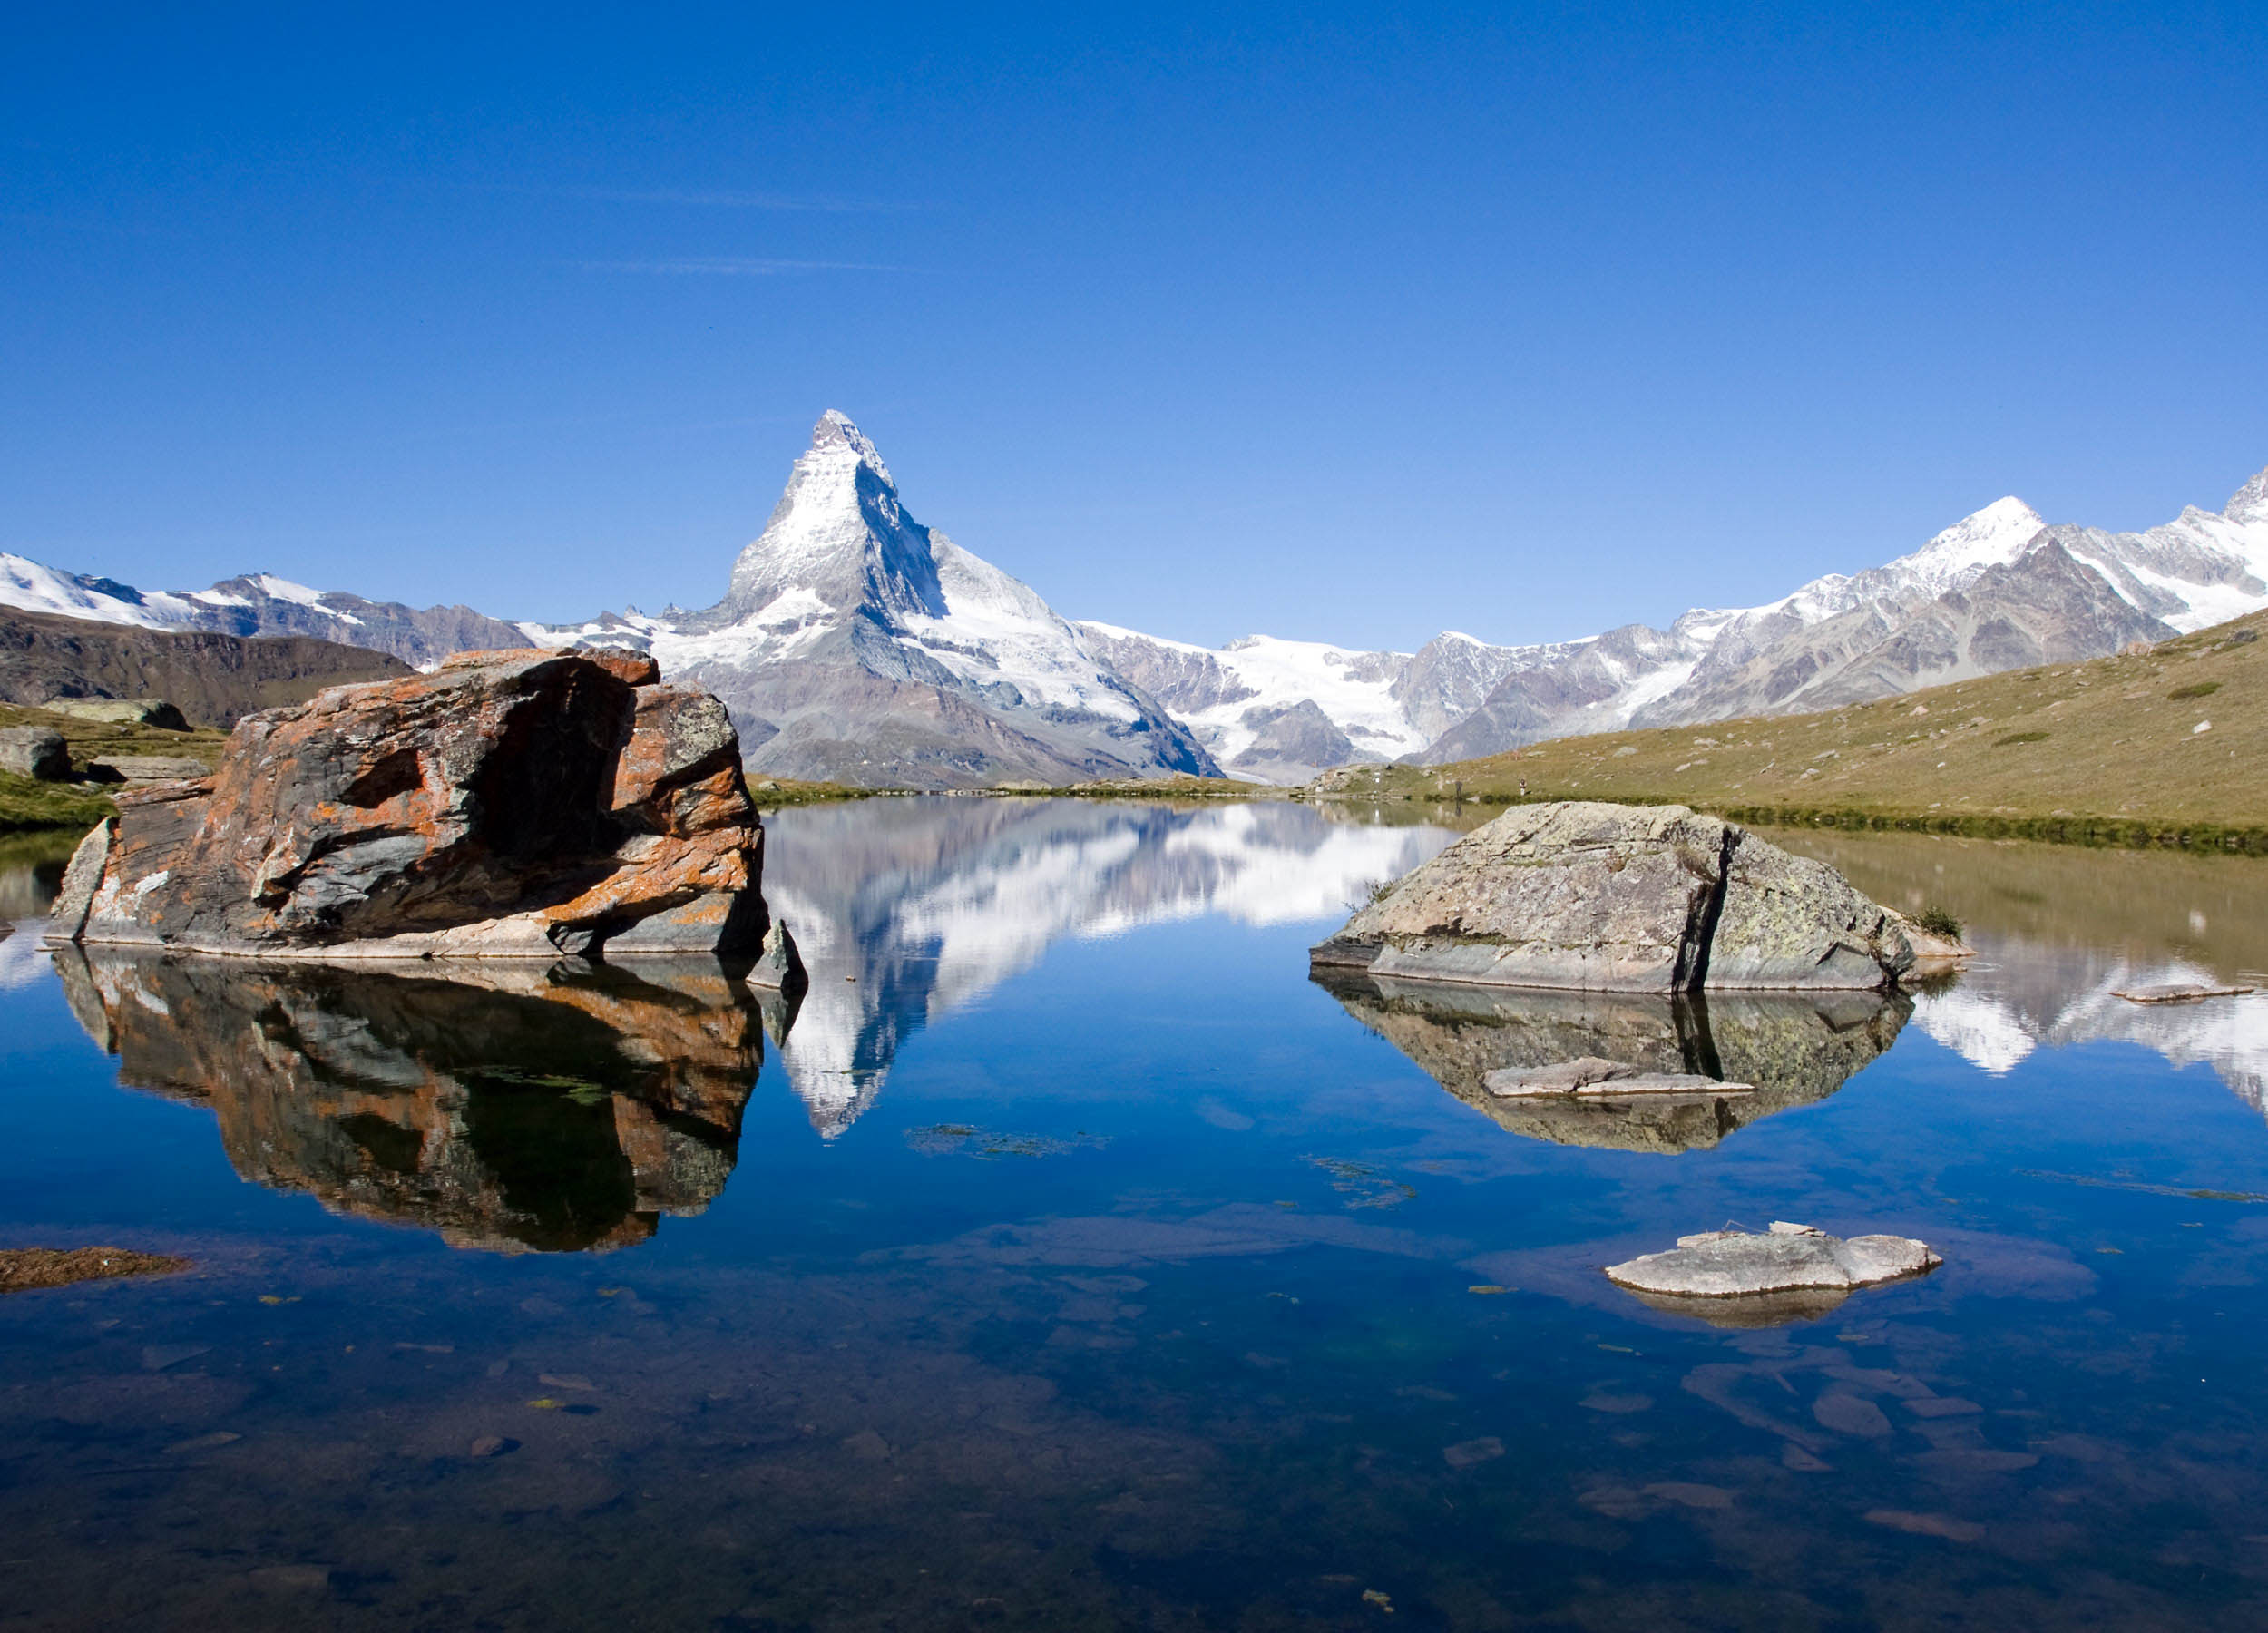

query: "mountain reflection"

left=1315, top=969, right=1911, bottom=1152
left=1771, top=829, right=2268, bottom=1120
left=52, top=951, right=762, bottom=1252
left=759, top=797, right=1457, bottom=1137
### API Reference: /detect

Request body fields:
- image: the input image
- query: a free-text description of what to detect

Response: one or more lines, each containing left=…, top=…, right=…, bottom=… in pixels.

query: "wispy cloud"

left=579, top=256, right=913, bottom=275
left=500, top=183, right=932, bottom=214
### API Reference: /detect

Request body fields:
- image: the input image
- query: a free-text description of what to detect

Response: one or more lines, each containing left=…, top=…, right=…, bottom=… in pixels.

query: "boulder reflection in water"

left=50, top=950, right=766, bottom=1252
left=1313, top=968, right=1910, bottom=1153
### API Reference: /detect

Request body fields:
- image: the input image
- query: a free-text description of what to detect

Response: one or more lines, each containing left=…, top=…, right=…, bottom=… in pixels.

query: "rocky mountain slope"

left=527, top=413, right=1218, bottom=789
left=0, top=607, right=409, bottom=728
left=1071, top=625, right=1559, bottom=782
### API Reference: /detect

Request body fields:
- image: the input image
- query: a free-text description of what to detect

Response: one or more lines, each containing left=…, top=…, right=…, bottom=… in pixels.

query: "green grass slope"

left=1334, top=610, right=2268, bottom=848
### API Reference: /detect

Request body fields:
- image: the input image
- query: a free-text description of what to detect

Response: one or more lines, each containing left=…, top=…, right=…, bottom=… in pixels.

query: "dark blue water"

left=3, top=798, right=2267, bottom=1629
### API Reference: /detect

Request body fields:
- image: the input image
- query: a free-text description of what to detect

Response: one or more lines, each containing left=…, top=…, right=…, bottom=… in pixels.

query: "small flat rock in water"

left=2112, top=983, right=2255, bottom=1004
left=1606, top=1221, right=1940, bottom=1300
left=1485, top=1055, right=1755, bottom=1099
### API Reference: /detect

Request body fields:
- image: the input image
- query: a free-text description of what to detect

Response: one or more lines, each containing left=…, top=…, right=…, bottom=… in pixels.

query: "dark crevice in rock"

left=1673, top=827, right=1740, bottom=992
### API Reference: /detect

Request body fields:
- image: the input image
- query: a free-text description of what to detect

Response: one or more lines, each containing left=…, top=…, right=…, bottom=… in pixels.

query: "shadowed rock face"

left=49, top=648, right=771, bottom=959
left=51, top=950, right=763, bottom=1252
left=1313, top=967, right=1910, bottom=1152
left=1313, top=801, right=1917, bottom=993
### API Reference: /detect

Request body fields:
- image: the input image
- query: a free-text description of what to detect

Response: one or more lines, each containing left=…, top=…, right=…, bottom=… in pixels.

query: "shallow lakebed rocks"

left=44, top=648, right=784, bottom=963
left=1313, top=800, right=1965, bottom=993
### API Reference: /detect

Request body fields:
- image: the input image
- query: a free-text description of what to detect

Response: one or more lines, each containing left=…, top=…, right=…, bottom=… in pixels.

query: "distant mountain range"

left=1081, top=470, right=2268, bottom=778
left=6, top=416, right=2265, bottom=787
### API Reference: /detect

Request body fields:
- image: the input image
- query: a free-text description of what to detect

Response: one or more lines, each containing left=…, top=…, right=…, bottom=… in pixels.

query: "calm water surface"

left=4, top=797, right=2268, bottom=1629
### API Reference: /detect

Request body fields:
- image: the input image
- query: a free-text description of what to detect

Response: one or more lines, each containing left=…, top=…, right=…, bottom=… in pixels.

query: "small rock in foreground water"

left=1606, top=1221, right=1940, bottom=1301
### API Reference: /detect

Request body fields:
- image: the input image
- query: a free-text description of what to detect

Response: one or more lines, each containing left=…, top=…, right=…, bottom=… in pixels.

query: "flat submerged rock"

left=2112, top=983, right=2255, bottom=1004
left=1606, top=1222, right=1940, bottom=1303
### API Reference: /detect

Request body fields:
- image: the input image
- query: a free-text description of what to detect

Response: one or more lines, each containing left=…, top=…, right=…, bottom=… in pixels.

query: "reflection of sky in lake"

left=761, top=798, right=1455, bottom=1136
left=4, top=804, right=2268, bottom=1628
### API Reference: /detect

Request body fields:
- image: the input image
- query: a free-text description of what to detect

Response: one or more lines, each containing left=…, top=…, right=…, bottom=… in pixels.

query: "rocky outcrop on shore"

left=1313, top=801, right=1933, bottom=993
left=46, top=648, right=777, bottom=962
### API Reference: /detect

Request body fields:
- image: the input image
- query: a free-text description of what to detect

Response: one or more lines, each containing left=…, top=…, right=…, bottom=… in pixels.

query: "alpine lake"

left=5, top=796, right=2268, bottom=1631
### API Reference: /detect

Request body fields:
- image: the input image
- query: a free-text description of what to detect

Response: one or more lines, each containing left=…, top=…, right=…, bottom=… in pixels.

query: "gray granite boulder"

left=1312, top=801, right=1917, bottom=993
left=747, top=918, right=807, bottom=993
left=44, top=699, right=189, bottom=730
left=0, top=726, right=70, bottom=780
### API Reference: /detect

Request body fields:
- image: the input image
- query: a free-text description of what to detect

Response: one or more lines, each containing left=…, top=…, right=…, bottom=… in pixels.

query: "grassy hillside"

left=1325, top=609, right=2268, bottom=848
left=0, top=606, right=410, bottom=728
left=0, top=701, right=231, bottom=833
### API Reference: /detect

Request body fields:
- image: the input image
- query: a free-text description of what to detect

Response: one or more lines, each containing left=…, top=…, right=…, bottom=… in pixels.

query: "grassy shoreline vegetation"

left=0, top=701, right=230, bottom=834
left=1312, top=609, right=2268, bottom=854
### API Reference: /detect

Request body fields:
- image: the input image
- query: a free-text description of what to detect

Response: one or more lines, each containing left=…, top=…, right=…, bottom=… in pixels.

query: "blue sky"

left=4, top=3, right=2263, bottom=650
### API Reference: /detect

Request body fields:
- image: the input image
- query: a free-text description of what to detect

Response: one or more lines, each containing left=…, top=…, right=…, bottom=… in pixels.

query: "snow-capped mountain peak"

left=700, top=409, right=941, bottom=631
left=538, top=412, right=1220, bottom=787
left=812, top=406, right=893, bottom=482
left=1882, top=494, right=2049, bottom=596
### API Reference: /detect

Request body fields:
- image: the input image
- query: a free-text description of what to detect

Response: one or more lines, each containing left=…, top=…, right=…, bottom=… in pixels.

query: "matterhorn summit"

left=536, top=412, right=1218, bottom=788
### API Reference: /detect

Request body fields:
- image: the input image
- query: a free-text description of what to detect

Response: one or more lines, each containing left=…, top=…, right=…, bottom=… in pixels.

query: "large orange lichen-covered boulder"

left=46, top=648, right=773, bottom=960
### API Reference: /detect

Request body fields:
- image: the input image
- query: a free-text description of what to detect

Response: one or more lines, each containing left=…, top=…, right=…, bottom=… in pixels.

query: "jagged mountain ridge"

left=1417, top=472, right=2268, bottom=763
left=1081, top=464, right=2268, bottom=777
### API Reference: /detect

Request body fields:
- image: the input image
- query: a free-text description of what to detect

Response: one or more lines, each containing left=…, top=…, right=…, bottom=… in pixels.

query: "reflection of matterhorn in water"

left=760, top=797, right=1457, bottom=1137
left=1914, top=944, right=2268, bottom=1116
